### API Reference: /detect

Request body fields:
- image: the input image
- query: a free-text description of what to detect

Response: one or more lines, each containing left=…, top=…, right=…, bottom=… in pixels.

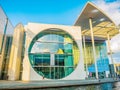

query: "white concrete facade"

left=22, top=23, right=86, bottom=81
left=8, top=24, right=24, bottom=80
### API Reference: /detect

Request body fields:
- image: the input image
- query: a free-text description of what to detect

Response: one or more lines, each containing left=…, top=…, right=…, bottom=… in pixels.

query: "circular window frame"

left=28, top=28, right=80, bottom=79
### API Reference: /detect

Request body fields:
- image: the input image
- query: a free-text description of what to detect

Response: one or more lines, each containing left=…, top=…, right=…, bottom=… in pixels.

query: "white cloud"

left=91, top=0, right=120, bottom=25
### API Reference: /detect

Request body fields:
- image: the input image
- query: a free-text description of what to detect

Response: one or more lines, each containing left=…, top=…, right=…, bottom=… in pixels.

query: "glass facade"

left=1, top=36, right=12, bottom=79
left=110, top=34, right=120, bottom=65
left=0, top=7, right=13, bottom=80
left=0, top=7, right=7, bottom=53
left=0, top=7, right=13, bottom=53
left=28, top=29, right=80, bottom=79
left=84, top=41, right=109, bottom=78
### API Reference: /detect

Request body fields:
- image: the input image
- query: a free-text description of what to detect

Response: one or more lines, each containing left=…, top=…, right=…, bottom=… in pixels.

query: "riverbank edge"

left=0, top=78, right=119, bottom=89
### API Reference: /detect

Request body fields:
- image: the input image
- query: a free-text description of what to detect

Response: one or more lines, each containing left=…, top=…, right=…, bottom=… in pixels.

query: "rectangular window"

left=34, top=54, right=50, bottom=66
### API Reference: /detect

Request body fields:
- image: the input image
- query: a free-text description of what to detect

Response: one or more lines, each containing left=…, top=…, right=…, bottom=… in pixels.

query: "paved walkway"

left=0, top=78, right=119, bottom=89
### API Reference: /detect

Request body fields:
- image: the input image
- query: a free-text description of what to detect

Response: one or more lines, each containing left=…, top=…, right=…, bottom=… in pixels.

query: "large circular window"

left=28, top=29, right=80, bottom=79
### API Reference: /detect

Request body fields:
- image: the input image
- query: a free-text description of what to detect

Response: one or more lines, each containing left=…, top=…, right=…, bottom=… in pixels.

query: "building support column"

left=89, top=18, right=98, bottom=79
left=107, top=33, right=114, bottom=64
left=107, top=33, right=115, bottom=78
left=8, top=24, right=24, bottom=80
left=83, top=35, right=88, bottom=78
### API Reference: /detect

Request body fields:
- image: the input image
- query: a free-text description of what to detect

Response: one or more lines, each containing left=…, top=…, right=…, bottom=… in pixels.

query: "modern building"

left=0, top=2, right=119, bottom=81
left=110, top=33, right=120, bottom=75
left=0, top=6, right=14, bottom=79
left=74, top=2, right=119, bottom=79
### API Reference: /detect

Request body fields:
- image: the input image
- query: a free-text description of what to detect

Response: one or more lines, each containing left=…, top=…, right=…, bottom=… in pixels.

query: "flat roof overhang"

left=74, top=2, right=119, bottom=40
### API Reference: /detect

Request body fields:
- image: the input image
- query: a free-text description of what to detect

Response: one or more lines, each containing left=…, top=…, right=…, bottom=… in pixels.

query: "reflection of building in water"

left=0, top=2, right=120, bottom=81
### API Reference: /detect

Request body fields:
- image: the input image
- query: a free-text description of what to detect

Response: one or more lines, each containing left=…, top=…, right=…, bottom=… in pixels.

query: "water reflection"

left=101, top=83, right=113, bottom=90
left=30, top=82, right=120, bottom=90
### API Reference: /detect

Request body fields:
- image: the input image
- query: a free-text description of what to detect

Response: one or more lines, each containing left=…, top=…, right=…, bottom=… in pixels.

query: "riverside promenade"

left=0, top=78, right=119, bottom=90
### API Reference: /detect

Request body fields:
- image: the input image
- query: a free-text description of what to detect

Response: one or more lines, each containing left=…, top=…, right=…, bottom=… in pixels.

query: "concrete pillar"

left=107, top=33, right=114, bottom=64
left=107, top=33, right=116, bottom=78
left=8, top=23, right=24, bottom=80
left=89, top=18, right=98, bottom=79
left=83, top=35, right=88, bottom=78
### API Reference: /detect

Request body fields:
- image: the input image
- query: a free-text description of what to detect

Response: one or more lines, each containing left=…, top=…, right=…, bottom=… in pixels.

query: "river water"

left=31, top=82, right=120, bottom=90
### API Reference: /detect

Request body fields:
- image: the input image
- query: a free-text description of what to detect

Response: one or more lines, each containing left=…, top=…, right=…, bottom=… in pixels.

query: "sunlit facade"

left=29, top=30, right=80, bottom=79
left=74, top=2, right=119, bottom=79
left=0, top=2, right=119, bottom=81
left=21, top=23, right=85, bottom=81
left=0, top=7, right=14, bottom=80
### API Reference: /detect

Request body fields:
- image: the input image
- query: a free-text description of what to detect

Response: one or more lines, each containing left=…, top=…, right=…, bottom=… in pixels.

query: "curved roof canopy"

left=74, top=2, right=119, bottom=40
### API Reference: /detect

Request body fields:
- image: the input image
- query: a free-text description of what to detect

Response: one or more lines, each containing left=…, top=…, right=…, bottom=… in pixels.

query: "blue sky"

left=0, top=0, right=119, bottom=26
left=0, top=0, right=88, bottom=26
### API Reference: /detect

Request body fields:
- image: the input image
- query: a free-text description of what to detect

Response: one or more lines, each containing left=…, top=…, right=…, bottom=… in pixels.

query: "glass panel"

left=0, top=8, right=13, bottom=53
left=84, top=42, right=110, bottom=78
left=55, top=54, right=64, bottom=66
